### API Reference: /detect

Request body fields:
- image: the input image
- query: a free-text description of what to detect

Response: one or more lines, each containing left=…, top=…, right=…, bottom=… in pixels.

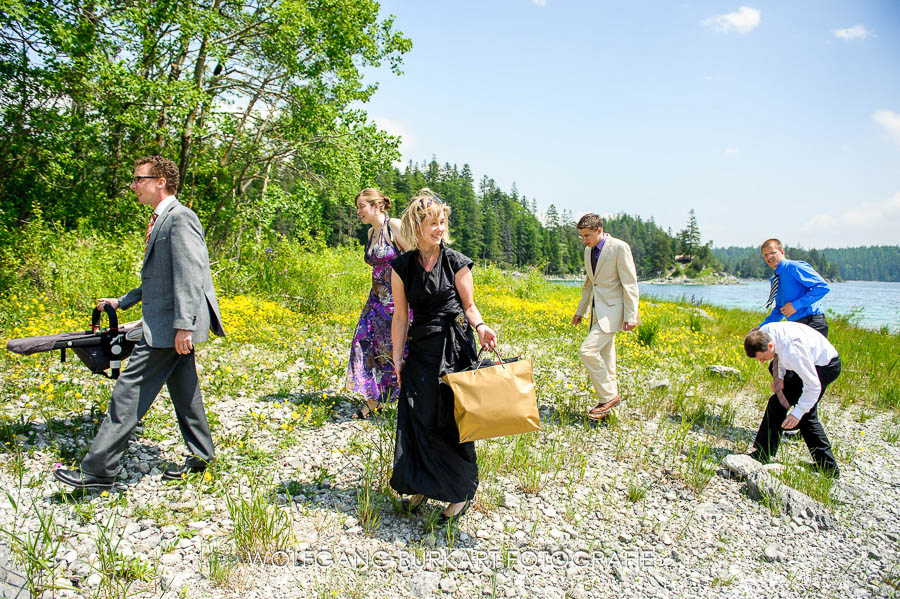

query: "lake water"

left=559, top=280, right=900, bottom=333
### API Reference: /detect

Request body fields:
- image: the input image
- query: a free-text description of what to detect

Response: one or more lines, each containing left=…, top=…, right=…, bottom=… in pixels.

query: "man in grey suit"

left=54, top=156, right=225, bottom=490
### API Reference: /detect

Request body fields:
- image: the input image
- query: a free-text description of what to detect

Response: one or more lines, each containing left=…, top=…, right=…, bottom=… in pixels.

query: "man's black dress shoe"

left=53, top=468, right=114, bottom=491
left=162, top=458, right=210, bottom=480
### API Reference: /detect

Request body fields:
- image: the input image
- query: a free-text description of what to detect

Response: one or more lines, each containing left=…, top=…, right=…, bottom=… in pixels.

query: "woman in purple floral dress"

left=346, top=188, right=410, bottom=419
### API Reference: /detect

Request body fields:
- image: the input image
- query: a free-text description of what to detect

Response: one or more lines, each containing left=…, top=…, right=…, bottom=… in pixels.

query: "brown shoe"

left=588, top=410, right=614, bottom=421
left=589, top=395, right=620, bottom=415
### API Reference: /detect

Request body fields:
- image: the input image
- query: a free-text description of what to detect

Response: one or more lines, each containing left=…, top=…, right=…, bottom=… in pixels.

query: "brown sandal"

left=352, top=400, right=382, bottom=420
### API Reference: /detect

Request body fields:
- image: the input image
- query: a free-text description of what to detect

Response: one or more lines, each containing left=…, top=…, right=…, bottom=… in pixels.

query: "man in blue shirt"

left=757, top=238, right=830, bottom=338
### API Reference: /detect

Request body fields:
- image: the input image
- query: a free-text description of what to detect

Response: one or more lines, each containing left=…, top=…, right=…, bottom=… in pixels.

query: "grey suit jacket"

left=575, top=235, right=640, bottom=333
left=119, top=200, right=225, bottom=348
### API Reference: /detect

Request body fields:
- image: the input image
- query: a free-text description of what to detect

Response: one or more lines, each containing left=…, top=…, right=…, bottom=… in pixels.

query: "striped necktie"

left=765, top=273, right=779, bottom=309
left=144, top=213, right=158, bottom=250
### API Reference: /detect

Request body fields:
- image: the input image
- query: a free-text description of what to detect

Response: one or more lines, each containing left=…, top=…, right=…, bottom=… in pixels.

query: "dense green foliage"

left=714, top=246, right=842, bottom=281
left=0, top=0, right=411, bottom=248
left=822, top=246, right=900, bottom=282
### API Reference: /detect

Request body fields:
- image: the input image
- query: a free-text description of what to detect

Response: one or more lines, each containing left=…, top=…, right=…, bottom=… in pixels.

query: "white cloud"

left=532, top=0, right=547, bottom=6
left=371, top=116, right=417, bottom=163
left=701, top=6, right=761, bottom=34
left=833, top=24, right=870, bottom=41
left=801, top=193, right=900, bottom=246
left=873, top=109, right=900, bottom=147
left=724, top=147, right=739, bottom=156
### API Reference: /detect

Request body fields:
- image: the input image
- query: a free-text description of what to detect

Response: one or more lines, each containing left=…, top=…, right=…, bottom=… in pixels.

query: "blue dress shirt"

left=759, top=259, right=830, bottom=327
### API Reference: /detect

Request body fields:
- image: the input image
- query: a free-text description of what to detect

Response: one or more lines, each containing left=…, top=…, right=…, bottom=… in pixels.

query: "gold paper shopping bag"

left=442, top=353, right=540, bottom=443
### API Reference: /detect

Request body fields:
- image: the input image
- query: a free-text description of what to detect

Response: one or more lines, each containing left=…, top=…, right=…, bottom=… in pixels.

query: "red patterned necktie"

left=772, top=354, right=790, bottom=409
left=144, top=213, right=158, bottom=250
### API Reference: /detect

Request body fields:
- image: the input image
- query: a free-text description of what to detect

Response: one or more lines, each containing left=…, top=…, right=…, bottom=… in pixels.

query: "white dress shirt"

left=760, top=321, right=839, bottom=420
left=152, top=195, right=177, bottom=225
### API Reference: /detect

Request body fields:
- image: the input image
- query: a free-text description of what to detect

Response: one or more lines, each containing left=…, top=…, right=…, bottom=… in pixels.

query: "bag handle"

left=476, top=346, right=507, bottom=369
left=91, top=303, right=119, bottom=334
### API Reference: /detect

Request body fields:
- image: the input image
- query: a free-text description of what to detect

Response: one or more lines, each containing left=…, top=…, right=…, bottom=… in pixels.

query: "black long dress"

left=389, top=245, right=479, bottom=503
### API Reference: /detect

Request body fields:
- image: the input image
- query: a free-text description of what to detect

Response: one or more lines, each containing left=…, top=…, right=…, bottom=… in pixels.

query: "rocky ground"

left=0, top=377, right=897, bottom=599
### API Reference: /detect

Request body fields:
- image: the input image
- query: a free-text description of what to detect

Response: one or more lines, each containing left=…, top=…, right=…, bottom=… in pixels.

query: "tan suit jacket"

left=575, top=235, right=640, bottom=333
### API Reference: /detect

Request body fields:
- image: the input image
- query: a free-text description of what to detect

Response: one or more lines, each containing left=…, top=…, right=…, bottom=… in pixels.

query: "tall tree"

left=0, top=0, right=412, bottom=252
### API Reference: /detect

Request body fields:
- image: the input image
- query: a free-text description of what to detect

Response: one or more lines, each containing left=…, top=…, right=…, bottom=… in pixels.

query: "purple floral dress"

left=345, top=219, right=410, bottom=403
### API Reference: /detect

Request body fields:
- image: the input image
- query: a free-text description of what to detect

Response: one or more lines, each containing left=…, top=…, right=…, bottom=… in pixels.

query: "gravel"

left=0, top=369, right=898, bottom=598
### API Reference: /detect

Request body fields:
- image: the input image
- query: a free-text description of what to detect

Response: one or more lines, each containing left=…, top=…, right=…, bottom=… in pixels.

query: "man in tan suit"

left=572, top=214, right=640, bottom=420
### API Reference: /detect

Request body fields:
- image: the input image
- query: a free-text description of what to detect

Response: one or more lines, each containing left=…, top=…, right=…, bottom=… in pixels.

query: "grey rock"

left=746, top=471, right=836, bottom=529
left=410, top=572, right=440, bottom=597
left=763, top=543, right=785, bottom=563
left=866, top=546, right=883, bottom=561
left=707, top=365, right=741, bottom=379
left=161, top=571, right=192, bottom=590
left=649, top=378, right=670, bottom=389
left=761, top=463, right=785, bottom=475
left=175, top=537, right=193, bottom=550
left=692, top=308, right=714, bottom=320
left=501, top=492, right=520, bottom=509
left=722, top=454, right=765, bottom=479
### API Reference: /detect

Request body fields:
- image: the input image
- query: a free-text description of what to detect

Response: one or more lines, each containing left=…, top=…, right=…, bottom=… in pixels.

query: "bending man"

left=744, top=322, right=841, bottom=477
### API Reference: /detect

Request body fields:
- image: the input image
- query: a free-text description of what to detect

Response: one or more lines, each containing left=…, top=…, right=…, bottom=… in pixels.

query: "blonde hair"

left=355, top=188, right=392, bottom=212
left=400, top=188, right=452, bottom=249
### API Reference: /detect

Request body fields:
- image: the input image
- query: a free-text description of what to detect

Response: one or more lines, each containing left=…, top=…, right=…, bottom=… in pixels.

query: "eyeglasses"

left=421, top=196, right=443, bottom=207
left=132, top=175, right=160, bottom=184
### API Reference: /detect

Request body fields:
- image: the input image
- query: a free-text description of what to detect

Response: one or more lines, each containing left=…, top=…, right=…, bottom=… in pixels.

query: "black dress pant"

left=754, top=356, right=841, bottom=473
left=796, top=313, right=829, bottom=338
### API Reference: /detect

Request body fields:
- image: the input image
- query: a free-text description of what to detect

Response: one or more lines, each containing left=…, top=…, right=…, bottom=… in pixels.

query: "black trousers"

left=81, top=340, right=215, bottom=477
left=797, top=313, right=829, bottom=338
left=754, top=356, right=841, bottom=473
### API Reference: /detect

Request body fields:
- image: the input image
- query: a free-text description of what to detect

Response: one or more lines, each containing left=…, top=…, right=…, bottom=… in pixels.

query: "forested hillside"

left=327, top=159, right=718, bottom=278
left=714, top=246, right=842, bottom=280
left=822, top=247, right=900, bottom=282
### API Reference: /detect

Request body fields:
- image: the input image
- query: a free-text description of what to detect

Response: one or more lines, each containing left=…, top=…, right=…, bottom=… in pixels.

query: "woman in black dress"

left=389, top=188, right=497, bottom=522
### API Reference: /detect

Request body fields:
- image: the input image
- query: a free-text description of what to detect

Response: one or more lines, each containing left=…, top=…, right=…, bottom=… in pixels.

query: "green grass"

left=225, top=478, right=295, bottom=561
left=0, top=231, right=897, bottom=596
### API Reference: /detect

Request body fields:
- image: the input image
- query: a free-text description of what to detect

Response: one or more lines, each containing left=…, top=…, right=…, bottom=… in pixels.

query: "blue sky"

left=361, top=1, right=900, bottom=249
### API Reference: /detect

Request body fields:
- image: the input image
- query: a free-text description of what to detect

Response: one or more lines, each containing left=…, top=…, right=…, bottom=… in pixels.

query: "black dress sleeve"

left=444, top=247, right=473, bottom=275
left=390, top=251, right=413, bottom=284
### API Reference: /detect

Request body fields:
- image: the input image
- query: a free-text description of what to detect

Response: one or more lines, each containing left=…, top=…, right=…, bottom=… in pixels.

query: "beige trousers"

left=580, top=323, right=617, bottom=402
